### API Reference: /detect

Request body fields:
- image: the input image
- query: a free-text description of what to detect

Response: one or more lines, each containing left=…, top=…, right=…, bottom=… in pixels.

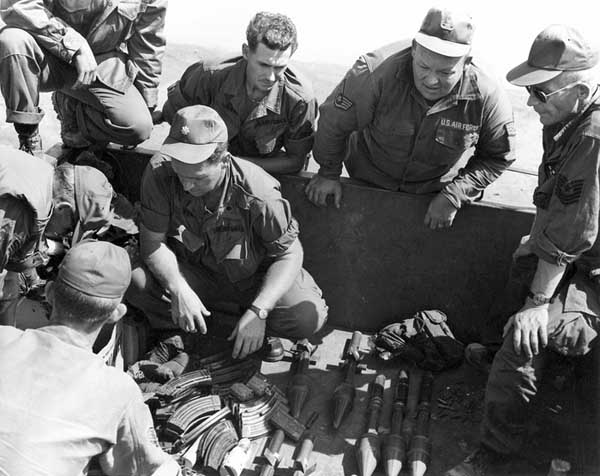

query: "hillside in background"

left=0, top=42, right=540, bottom=205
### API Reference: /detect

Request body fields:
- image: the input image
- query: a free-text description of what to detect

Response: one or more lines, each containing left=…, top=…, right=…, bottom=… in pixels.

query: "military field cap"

left=57, top=240, right=131, bottom=299
left=414, top=7, right=474, bottom=57
left=506, top=25, right=599, bottom=86
left=73, top=165, right=114, bottom=243
left=161, top=105, right=228, bottom=164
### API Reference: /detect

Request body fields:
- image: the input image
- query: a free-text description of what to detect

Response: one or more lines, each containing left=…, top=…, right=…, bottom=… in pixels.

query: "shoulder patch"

left=555, top=174, right=585, bottom=205
left=333, top=79, right=353, bottom=111
left=334, top=93, right=353, bottom=111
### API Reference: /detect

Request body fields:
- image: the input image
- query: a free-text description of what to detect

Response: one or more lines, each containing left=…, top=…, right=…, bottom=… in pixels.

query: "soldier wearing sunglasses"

left=446, top=25, right=600, bottom=476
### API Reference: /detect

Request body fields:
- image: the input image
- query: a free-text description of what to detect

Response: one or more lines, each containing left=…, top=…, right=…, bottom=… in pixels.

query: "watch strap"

left=249, top=304, right=268, bottom=320
left=527, top=290, right=552, bottom=305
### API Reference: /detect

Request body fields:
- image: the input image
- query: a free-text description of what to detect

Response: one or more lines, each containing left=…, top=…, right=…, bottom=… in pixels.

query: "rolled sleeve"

left=530, top=135, right=600, bottom=266
left=252, top=197, right=299, bottom=256
left=1, top=1, right=86, bottom=63
left=442, top=86, right=516, bottom=207
left=313, top=55, right=377, bottom=179
left=140, top=158, right=171, bottom=233
left=283, top=98, right=317, bottom=159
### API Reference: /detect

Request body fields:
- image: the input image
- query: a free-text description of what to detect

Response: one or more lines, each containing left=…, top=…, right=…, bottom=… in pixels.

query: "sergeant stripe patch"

left=334, top=93, right=353, bottom=110
left=555, top=174, right=585, bottom=205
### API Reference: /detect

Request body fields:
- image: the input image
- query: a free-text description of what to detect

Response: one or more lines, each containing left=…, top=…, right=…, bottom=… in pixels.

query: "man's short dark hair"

left=53, top=279, right=122, bottom=325
left=246, top=12, right=298, bottom=54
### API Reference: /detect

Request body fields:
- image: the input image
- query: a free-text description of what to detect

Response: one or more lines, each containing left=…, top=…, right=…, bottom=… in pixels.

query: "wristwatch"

left=249, top=304, right=269, bottom=320
left=527, top=291, right=552, bottom=306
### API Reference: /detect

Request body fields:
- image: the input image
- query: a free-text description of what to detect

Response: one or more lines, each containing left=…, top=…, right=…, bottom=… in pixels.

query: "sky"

left=164, top=0, right=600, bottom=84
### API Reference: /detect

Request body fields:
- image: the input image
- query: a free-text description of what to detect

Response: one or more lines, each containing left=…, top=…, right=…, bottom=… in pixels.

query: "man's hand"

left=503, top=302, right=549, bottom=359
left=228, top=309, right=266, bottom=359
left=513, top=234, right=533, bottom=260
left=151, top=108, right=164, bottom=125
left=424, top=193, right=458, bottom=229
left=170, top=283, right=210, bottom=333
left=305, top=175, right=342, bottom=208
left=72, top=42, right=97, bottom=89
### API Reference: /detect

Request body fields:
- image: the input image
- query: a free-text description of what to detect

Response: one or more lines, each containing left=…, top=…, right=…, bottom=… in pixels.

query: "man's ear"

left=106, top=302, right=127, bottom=324
left=576, top=82, right=592, bottom=101
left=242, top=43, right=249, bottom=60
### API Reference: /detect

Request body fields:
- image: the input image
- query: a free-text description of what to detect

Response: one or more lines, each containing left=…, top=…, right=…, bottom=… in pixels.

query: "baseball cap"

left=414, top=7, right=474, bottom=58
left=73, top=165, right=114, bottom=243
left=57, top=240, right=131, bottom=299
left=506, top=25, right=599, bottom=86
left=161, top=105, right=228, bottom=164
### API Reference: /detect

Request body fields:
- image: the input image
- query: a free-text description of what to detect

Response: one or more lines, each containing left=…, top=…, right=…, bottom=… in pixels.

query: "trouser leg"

left=0, top=28, right=52, bottom=125
left=481, top=292, right=600, bottom=455
left=126, top=262, right=328, bottom=340
left=62, top=82, right=152, bottom=146
left=267, top=268, right=328, bottom=339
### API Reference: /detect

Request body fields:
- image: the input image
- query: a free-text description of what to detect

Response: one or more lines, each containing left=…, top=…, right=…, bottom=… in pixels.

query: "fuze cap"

left=161, top=105, right=228, bottom=164
left=57, top=240, right=131, bottom=299
left=414, top=7, right=474, bottom=57
left=507, top=25, right=599, bottom=86
left=73, top=165, right=114, bottom=243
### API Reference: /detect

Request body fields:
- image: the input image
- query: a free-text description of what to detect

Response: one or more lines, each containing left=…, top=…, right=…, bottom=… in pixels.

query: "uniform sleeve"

left=530, top=135, right=600, bottom=266
left=162, top=62, right=213, bottom=124
left=98, top=388, right=180, bottom=476
left=441, top=84, right=516, bottom=208
left=128, top=0, right=167, bottom=108
left=0, top=0, right=87, bottom=62
left=283, top=97, right=317, bottom=159
left=252, top=197, right=299, bottom=256
left=312, top=55, right=378, bottom=179
left=140, top=158, right=171, bottom=233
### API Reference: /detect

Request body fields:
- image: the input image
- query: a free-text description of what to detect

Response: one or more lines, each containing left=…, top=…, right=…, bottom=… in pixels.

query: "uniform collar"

left=37, top=324, right=93, bottom=350
left=552, top=85, right=600, bottom=143
left=222, top=58, right=284, bottom=118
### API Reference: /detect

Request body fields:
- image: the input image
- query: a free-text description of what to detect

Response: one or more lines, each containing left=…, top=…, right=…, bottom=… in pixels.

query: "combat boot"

left=15, top=124, right=44, bottom=157
left=51, top=90, right=92, bottom=149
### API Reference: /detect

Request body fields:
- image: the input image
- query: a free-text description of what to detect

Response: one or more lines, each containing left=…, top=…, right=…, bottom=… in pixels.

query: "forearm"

left=252, top=240, right=303, bottom=310
left=240, top=151, right=306, bottom=174
left=529, top=258, right=567, bottom=298
left=442, top=153, right=514, bottom=208
left=141, top=239, right=186, bottom=294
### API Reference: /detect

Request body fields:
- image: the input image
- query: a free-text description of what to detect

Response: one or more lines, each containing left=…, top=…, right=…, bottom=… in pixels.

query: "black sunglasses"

left=526, top=81, right=580, bottom=103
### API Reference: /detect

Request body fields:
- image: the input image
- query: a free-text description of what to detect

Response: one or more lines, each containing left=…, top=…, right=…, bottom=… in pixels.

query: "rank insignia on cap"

left=555, top=174, right=584, bottom=205
left=334, top=93, right=353, bottom=111
left=181, top=125, right=190, bottom=135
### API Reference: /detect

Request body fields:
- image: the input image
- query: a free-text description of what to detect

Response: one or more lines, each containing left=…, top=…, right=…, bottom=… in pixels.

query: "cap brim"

left=414, top=32, right=471, bottom=57
left=160, top=136, right=219, bottom=164
left=506, top=60, right=562, bottom=86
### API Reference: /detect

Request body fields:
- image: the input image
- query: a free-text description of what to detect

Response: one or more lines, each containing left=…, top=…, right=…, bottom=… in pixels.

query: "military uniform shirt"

left=162, top=57, right=317, bottom=161
left=530, top=88, right=600, bottom=317
left=313, top=41, right=516, bottom=207
left=0, top=325, right=178, bottom=475
left=141, top=155, right=299, bottom=284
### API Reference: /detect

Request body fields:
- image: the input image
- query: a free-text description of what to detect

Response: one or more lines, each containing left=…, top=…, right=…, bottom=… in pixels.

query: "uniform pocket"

left=434, top=126, right=479, bottom=151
